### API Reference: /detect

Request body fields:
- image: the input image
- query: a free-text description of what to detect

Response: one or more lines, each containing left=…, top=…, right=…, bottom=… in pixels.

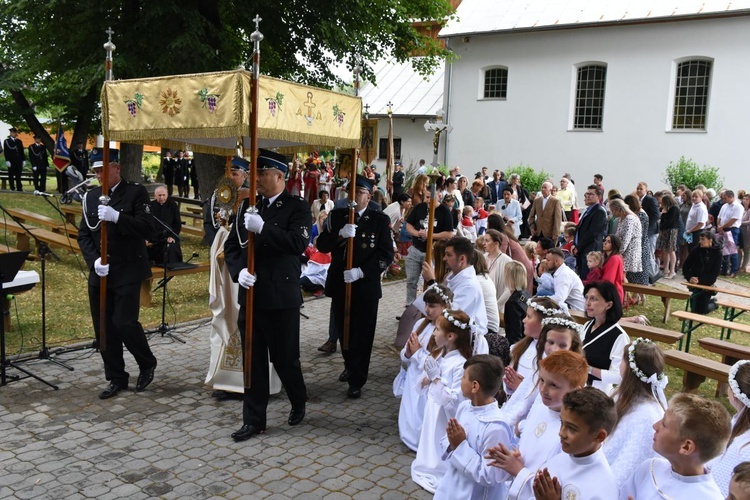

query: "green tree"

left=505, top=163, right=551, bottom=195
left=0, top=0, right=455, bottom=179
left=663, top=156, right=724, bottom=192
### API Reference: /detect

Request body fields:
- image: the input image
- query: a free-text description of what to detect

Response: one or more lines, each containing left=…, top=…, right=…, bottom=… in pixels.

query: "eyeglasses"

left=584, top=192, right=596, bottom=196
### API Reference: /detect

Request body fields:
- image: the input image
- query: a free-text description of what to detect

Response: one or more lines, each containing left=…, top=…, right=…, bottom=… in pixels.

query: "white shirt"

left=499, top=198, right=523, bottom=237
left=620, top=457, right=723, bottom=500
left=719, top=199, right=743, bottom=229
left=541, top=448, right=618, bottom=500
left=475, top=273, right=500, bottom=334
left=686, top=201, right=709, bottom=233
left=708, top=415, right=750, bottom=496
left=383, top=201, right=404, bottom=230
left=311, top=198, right=334, bottom=222
left=549, top=263, right=585, bottom=313
left=434, top=400, right=512, bottom=500
left=446, top=266, right=489, bottom=338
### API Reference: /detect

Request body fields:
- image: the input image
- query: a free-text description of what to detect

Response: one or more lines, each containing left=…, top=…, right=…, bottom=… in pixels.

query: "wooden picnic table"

left=672, top=310, right=750, bottom=352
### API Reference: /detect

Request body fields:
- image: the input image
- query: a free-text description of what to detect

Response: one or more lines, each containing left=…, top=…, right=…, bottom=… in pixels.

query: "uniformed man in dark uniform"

left=162, top=150, right=175, bottom=196
left=28, top=135, right=49, bottom=192
left=175, top=150, right=189, bottom=198
left=70, top=141, right=90, bottom=178
left=3, top=127, right=26, bottom=192
left=316, top=175, right=394, bottom=399
left=78, top=161, right=158, bottom=399
left=186, top=151, right=199, bottom=199
left=224, top=149, right=310, bottom=442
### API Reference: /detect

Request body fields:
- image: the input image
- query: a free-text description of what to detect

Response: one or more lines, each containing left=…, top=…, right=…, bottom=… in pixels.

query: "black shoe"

left=338, top=369, right=349, bottom=382
left=99, top=382, right=126, bottom=400
left=395, top=316, right=401, bottom=321
left=136, top=364, right=156, bottom=392
left=317, top=341, right=337, bottom=354
left=288, top=407, right=306, bottom=426
left=231, top=424, right=266, bottom=442
left=347, top=387, right=362, bottom=399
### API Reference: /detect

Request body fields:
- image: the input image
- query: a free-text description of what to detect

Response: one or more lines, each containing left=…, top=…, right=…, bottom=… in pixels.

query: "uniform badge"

left=301, top=226, right=309, bottom=239
left=276, top=200, right=283, bottom=208
left=535, top=422, right=547, bottom=437
left=144, top=204, right=151, bottom=214
left=561, top=485, right=581, bottom=500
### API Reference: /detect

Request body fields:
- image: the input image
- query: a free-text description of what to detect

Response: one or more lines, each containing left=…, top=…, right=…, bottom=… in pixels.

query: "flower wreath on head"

left=729, top=360, right=750, bottom=409
left=628, top=338, right=669, bottom=407
left=541, top=316, right=582, bottom=334
left=526, top=298, right=563, bottom=316
left=426, top=283, right=452, bottom=307
left=442, top=309, right=477, bottom=335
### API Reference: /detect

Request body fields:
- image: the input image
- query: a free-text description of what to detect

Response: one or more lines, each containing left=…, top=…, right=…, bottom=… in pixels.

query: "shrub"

left=142, top=153, right=161, bottom=182
left=663, top=156, right=723, bottom=192
left=505, top=163, right=552, bottom=194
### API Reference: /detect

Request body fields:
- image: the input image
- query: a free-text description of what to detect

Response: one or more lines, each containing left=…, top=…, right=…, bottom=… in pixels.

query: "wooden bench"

left=663, top=349, right=730, bottom=393
left=1, top=219, right=33, bottom=253
left=0, top=171, right=35, bottom=190
left=672, top=310, right=750, bottom=353
left=0, top=245, right=21, bottom=254
left=140, top=261, right=210, bottom=307
left=697, top=337, right=750, bottom=396
left=6, top=208, right=78, bottom=237
left=716, top=299, right=750, bottom=340
left=28, top=227, right=80, bottom=255
left=620, top=322, right=684, bottom=347
left=622, top=283, right=691, bottom=323
left=60, top=204, right=82, bottom=226
left=180, top=225, right=204, bottom=237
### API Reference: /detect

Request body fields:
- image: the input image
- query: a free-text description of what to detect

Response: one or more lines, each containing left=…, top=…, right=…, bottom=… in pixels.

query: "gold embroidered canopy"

left=101, top=70, right=362, bottom=155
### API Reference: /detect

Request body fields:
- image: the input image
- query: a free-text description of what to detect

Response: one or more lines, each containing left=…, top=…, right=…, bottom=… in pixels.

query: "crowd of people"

left=61, top=144, right=750, bottom=498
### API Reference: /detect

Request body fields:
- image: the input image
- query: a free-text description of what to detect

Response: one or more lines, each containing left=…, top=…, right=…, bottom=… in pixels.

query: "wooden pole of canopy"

left=342, top=149, right=358, bottom=351
left=243, top=15, right=264, bottom=388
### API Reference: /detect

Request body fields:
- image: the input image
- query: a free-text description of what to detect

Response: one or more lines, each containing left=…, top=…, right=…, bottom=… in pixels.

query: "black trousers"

left=88, top=282, right=157, bottom=386
left=32, top=165, right=47, bottom=192
left=8, top=161, right=23, bottom=191
left=331, top=294, right=379, bottom=390
left=239, top=306, right=307, bottom=427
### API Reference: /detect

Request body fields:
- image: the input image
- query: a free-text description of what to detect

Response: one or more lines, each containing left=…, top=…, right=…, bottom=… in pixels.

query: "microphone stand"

left=145, top=212, right=185, bottom=344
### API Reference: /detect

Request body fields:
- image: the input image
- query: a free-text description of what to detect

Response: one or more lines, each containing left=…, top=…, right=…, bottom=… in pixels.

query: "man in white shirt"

left=383, top=192, right=412, bottom=240
left=545, top=248, right=585, bottom=313
left=717, top=189, right=743, bottom=277
left=498, top=187, right=522, bottom=238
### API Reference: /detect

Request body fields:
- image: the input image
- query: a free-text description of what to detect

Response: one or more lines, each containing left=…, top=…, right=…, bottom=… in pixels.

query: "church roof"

left=358, top=58, right=444, bottom=118
left=440, top=0, right=750, bottom=37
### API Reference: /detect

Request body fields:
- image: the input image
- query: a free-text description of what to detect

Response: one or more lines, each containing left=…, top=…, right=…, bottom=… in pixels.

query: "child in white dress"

left=503, top=297, right=562, bottom=397
left=620, top=393, right=732, bottom=500
left=603, top=338, right=668, bottom=486
left=395, top=284, right=453, bottom=452
left=434, top=355, right=512, bottom=499
left=487, top=350, right=589, bottom=497
left=709, top=360, right=750, bottom=496
left=499, top=314, right=582, bottom=428
left=411, top=309, right=475, bottom=493
left=532, top=387, right=618, bottom=500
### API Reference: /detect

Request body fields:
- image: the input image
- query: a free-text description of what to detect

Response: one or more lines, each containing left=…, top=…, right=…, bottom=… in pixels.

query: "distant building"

left=439, top=0, right=750, bottom=191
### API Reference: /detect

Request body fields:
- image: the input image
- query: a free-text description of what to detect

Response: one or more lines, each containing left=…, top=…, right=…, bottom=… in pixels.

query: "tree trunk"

left=119, top=143, right=144, bottom=183
left=11, top=89, right=55, bottom=152
left=195, top=152, right=227, bottom=201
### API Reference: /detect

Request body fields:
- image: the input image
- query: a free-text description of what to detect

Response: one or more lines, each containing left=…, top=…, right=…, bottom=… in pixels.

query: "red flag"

left=52, top=122, right=70, bottom=173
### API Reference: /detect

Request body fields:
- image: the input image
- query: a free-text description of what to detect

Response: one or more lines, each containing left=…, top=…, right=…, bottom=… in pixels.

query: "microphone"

left=34, top=190, right=55, bottom=197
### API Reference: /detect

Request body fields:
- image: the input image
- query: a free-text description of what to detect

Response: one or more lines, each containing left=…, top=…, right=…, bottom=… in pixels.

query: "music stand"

left=1, top=251, right=59, bottom=389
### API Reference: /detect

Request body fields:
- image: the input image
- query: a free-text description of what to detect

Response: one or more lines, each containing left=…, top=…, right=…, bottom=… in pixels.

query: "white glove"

left=343, top=267, right=364, bottom=283
left=32, top=166, right=37, bottom=172
left=94, top=257, right=109, bottom=277
left=244, top=212, right=264, bottom=233
left=4, top=161, right=9, bottom=168
left=98, top=205, right=120, bottom=223
left=238, top=268, right=256, bottom=288
left=338, top=224, right=357, bottom=239
left=423, top=356, right=441, bottom=381
left=22, top=161, right=27, bottom=168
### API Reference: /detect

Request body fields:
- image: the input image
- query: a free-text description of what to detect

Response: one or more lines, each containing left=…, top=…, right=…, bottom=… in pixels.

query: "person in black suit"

left=147, top=185, right=182, bottom=265
left=572, top=184, right=608, bottom=280
left=486, top=169, right=506, bottom=206
left=636, top=181, right=660, bottom=275
left=3, top=127, right=25, bottom=191
left=316, top=175, right=394, bottom=399
left=175, top=150, right=189, bottom=198
left=70, top=141, right=90, bottom=178
left=186, top=151, right=199, bottom=199
left=78, top=161, right=157, bottom=399
left=27, top=135, right=49, bottom=192
left=162, top=151, right=175, bottom=196
left=224, top=150, right=310, bottom=442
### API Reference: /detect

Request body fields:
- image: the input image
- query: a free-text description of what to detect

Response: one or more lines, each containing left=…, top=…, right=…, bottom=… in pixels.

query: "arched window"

left=672, top=59, right=712, bottom=130
left=573, top=64, right=607, bottom=130
left=482, top=67, right=508, bottom=99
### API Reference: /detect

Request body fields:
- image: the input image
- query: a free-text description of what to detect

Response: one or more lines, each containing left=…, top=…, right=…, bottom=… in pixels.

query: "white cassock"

left=506, top=400, right=564, bottom=498
left=395, top=319, right=435, bottom=452
left=603, top=399, right=664, bottom=487
left=205, top=226, right=280, bottom=394
left=541, top=447, right=618, bottom=500
left=708, top=417, right=750, bottom=496
left=504, top=340, right=537, bottom=396
left=411, top=350, right=468, bottom=494
left=498, top=369, right=539, bottom=428
left=620, top=457, right=723, bottom=500
left=434, top=400, right=512, bottom=500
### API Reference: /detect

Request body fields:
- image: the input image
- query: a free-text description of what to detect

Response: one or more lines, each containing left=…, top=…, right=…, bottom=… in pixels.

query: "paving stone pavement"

left=0, top=280, right=432, bottom=499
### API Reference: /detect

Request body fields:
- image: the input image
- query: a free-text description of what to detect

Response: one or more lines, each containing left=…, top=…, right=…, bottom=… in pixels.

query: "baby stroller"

left=59, top=166, right=93, bottom=204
